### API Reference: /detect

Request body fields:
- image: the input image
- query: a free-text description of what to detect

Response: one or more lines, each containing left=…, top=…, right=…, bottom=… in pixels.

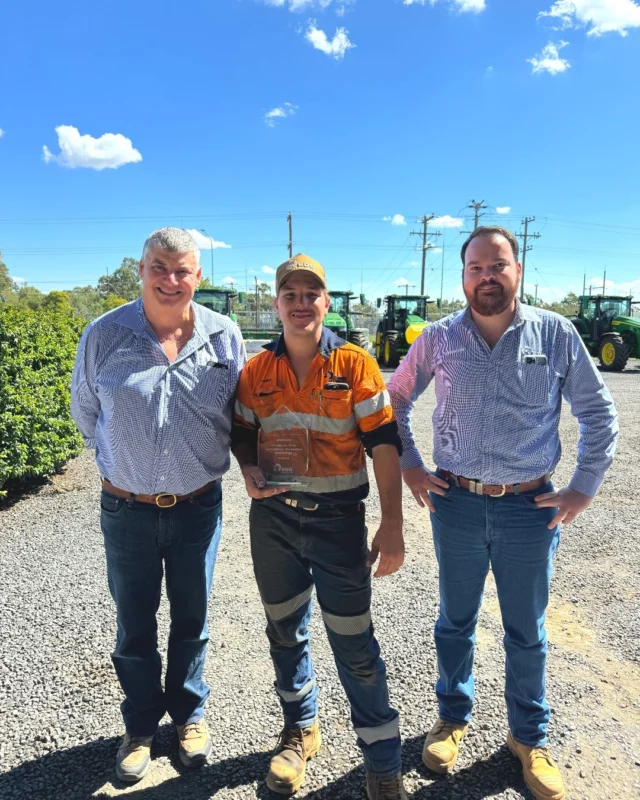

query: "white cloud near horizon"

left=186, top=230, right=233, bottom=250
left=430, top=215, right=464, bottom=228
left=262, top=265, right=277, bottom=273
left=265, top=103, right=298, bottom=127
left=403, top=0, right=486, bottom=12
left=222, top=276, right=237, bottom=285
left=261, top=0, right=348, bottom=11
left=528, top=41, right=571, bottom=74
left=539, top=0, right=640, bottom=37
left=0, top=128, right=4, bottom=138
left=496, top=206, right=512, bottom=214
left=394, top=277, right=411, bottom=286
left=383, top=214, right=407, bottom=226
left=42, top=125, right=142, bottom=170
left=305, top=21, right=355, bottom=58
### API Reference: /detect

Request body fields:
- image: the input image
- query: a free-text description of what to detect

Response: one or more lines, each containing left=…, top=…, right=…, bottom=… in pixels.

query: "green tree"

left=0, top=256, right=15, bottom=297
left=66, top=286, right=104, bottom=321
left=103, top=294, right=128, bottom=312
left=16, top=286, right=44, bottom=311
left=98, top=257, right=141, bottom=301
left=42, top=291, right=74, bottom=314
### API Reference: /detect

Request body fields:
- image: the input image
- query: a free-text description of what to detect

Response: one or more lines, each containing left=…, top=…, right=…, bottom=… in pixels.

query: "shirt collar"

left=263, top=326, right=345, bottom=359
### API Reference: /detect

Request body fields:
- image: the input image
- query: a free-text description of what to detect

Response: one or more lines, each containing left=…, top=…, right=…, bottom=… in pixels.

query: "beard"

left=464, top=280, right=517, bottom=317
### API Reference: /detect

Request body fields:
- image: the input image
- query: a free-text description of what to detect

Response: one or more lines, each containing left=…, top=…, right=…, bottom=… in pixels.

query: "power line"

left=517, top=217, right=541, bottom=302
left=410, top=216, right=441, bottom=294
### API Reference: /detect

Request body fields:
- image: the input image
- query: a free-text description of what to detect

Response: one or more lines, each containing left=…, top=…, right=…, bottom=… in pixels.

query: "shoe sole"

left=506, top=738, right=566, bottom=800
left=115, top=760, right=150, bottom=783
left=178, top=738, right=213, bottom=769
left=422, top=746, right=457, bottom=775
left=265, top=745, right=320, bottom=795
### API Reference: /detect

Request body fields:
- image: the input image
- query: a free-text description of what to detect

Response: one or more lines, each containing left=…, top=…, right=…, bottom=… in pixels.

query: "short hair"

left=142, top=227, right=200, bottom=263
left=460, top=226, right=519, bottom=265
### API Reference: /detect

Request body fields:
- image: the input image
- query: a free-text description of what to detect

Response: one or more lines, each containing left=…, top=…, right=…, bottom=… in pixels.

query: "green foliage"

left=16, top=285, right=45, bottom=310
left=66, top=285, right=105, bottom=321
left=0, top=258, right=15, bottom=296
left=42, top=290, right=74, bottom=314
left=0, top=307, right=85, bottom=491
left=103, top=294, right=127, bottom=311
left=97, top=257, right=141, bottom=301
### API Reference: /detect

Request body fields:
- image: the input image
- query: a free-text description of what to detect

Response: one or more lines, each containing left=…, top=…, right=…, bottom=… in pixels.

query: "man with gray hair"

left=72, top=228, right=245, bottom=782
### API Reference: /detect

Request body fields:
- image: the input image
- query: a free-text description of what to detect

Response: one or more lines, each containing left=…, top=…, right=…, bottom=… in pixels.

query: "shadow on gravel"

left=0, top=732, right=528, bottom=800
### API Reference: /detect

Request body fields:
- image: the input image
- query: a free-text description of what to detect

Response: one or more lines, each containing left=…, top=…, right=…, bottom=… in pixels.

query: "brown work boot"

left=366, top=772, right=408, bottom=799
left=175, top=719, right=212, bottom=768
left=115, top=733, right=153, bottom=782
left=266, top=722, right=322, bottom=795
left=507, top=733, right=566, bottom=800
left=422, top=718, right=468, bottom=774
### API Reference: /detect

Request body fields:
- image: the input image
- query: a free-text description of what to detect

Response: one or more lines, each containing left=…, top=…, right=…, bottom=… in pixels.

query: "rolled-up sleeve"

left=70, top=325, right=100, bottom=448
left=387, top=331, right=435, bottom=471
left=561, top=328, right=619, bottom=497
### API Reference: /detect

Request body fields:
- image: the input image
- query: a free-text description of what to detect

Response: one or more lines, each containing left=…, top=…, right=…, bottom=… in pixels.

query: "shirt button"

left=160, top=476, right=165, bottom=481
left=164, top=450, right=168, bottom=455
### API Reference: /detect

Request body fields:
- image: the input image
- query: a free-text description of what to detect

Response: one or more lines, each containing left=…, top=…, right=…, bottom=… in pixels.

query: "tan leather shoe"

left=266, top=722, right=322, bottom=795
left=366, top=772, right=408, bottom=799
left=507, top=732, right=566, bottom=800
left=175, top=719, right=212, bottom=768
left=422, top=718, right=468, bottom=774
left=115, top=733, right=153, bottom=782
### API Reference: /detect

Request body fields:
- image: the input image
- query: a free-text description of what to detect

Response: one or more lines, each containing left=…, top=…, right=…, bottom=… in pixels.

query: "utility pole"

left=411, top=215, right=441, bottom=295
left=255, top=276, right=259, bottom=328
left=468, top=199, right=488, bottom=230
left=582, top=273, right=586, bottom=296
left=517, top=217, right=541, bottom=302
left=200, top=228, right=215, bottom=286
left=534, top=284, right=538, bottom=305
left=603, top=268, right=607, bottom=294
left=403, top=283, right=416, bottom=296
left=287, top=212, right=293, bottom=258
left=439, top=235, right=446, bottom=319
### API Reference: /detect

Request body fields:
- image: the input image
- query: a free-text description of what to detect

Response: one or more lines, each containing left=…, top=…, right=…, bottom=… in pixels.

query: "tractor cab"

left=375, top=294, right=430, bottom=368
left=571, top=294, right=639, bottom=371
left=326, top=291, right=370, bottom=349
left=193, top=288, right=238, bottom=321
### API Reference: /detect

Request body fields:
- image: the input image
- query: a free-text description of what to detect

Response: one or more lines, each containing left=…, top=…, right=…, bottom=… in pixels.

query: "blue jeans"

left=100, top=483, right=222, bottom=736
left=250, top=497, right=401, bottom=778
left=429, top=479, right=560, bottom=747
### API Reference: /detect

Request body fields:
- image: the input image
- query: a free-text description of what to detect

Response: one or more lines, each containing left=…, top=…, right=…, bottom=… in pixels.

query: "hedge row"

left=0, top=307, right=86, bottom=492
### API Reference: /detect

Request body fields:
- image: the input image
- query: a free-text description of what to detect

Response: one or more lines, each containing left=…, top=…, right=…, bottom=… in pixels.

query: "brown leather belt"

left=439, top=470, right=550, bottom=498
left=102, top=478, right=219, bottom=508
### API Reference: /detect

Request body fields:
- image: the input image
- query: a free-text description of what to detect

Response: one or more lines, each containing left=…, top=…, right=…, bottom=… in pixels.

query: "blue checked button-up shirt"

left=71, top=298, right=246, bottom=495
left=387, top=302, right=618, bottom=497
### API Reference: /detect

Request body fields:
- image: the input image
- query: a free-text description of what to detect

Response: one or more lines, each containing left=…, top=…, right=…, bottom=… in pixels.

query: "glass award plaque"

left=258, top=405, right=309, bottom=487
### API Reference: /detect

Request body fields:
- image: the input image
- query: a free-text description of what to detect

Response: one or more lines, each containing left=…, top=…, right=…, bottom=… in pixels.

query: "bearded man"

left=387, top=226, right=618, bottom=800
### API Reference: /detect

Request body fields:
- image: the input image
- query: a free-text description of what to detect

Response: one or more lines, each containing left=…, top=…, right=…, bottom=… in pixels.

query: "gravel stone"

left=0, top=365, right=639, bottom=799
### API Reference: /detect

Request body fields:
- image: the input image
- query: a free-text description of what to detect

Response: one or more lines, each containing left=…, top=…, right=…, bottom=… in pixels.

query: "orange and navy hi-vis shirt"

left=232, top=327, right=402, bottom=506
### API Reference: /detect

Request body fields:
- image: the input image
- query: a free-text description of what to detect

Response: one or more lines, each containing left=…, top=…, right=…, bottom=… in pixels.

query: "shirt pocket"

left=191, top=359, right=238, bottom=410
left=515, top=363, right=551, bottom=407
left=253, top=388, right=287, bottom=424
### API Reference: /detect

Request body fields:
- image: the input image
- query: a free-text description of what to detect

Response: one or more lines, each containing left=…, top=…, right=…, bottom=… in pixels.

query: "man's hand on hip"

left=367, top=517, right=405, bottom=578
left=241, top=465, right=289, bottom=500
left=402, top=466, right=449, bottom=512
left=534, top=486, right=592, bottom=529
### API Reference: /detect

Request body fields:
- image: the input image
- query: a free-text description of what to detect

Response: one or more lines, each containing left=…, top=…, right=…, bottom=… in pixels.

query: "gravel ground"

left=1, top=363, right=639, bottom=800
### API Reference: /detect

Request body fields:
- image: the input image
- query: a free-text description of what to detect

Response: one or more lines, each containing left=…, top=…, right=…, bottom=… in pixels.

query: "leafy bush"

left=0, top=307, right=86, bottom=491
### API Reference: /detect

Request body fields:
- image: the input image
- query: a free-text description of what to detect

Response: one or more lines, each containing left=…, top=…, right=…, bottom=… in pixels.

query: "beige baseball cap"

left=275, top=253, right=327, bottom=293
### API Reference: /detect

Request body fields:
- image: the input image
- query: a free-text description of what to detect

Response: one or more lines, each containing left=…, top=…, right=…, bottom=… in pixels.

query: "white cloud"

left=262, top=265, right=277, bottom=274
left=496, top=206, right=512, bottom=214
left=539, top=1, right=640, bottom=37
left=186, top=229, right=233, bottom=250
left=42, top=125, right=142, bottom=170
left=431, top=247, right=443, bottom=254
left=305, top=21, right=355, bottom=59
left=222, top=276, right=237, bottom=285
left=0, top=128, right=4, bottom=138
left=261, top=0, right=354, bottom=12
left=403, top=0, right=486, bottom=12
left=430, top=215, right=464, bottom=228
left=264, top=102, right=298, bottom=127
left=410, top=260, right=420, bottom=266
left=394, top=277, right=410, bottom=286
left=383, top=214, right=407, bottom=226
left=527, top=40, right=571, bottom=74
left=11, top=276, right=27, bottom=286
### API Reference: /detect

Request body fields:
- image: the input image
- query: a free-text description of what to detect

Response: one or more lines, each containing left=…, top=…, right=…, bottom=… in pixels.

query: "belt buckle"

left=156, top=493, right=178, bottom=508
left=491, top=485, right=506, bottom=498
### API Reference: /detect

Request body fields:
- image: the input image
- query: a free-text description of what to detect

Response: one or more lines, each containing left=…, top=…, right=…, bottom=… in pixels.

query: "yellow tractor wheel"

left=598, top=334, right=629, bottom=371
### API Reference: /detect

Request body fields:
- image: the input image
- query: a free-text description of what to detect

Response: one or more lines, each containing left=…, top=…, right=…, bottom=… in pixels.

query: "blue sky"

left=1, top=0, right=640, bottom=303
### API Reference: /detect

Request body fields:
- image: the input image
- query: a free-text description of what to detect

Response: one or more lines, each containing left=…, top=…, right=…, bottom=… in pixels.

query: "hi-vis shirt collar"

left=263, top=326, right=346, bottom=360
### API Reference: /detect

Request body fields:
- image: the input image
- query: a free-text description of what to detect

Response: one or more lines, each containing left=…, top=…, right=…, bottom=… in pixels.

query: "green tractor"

left=375, top=294, right=430, bottom=368
left=570, top=295, right=640, bottom=371
left=194, top=288, right=239, bottom=321
left=325, top=291, right=371, bottom=350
